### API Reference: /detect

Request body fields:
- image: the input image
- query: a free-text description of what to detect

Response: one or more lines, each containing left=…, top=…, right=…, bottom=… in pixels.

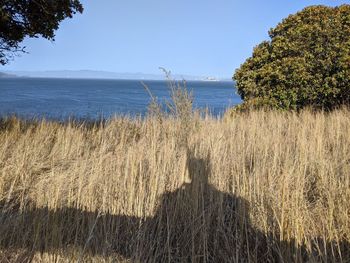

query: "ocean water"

left=0, top=78, right=240, bottom=120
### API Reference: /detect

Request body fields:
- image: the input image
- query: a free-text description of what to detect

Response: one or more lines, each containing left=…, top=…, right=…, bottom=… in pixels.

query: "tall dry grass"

left=0, top=108, right=350, bottom=262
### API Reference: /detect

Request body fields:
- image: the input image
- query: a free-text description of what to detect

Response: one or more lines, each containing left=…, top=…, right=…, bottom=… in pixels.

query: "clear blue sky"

left=2, top=0, right=348, bottom=77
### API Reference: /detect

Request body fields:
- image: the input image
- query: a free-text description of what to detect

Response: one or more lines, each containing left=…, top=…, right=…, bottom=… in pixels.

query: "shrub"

left=233, top=5, right=350, bottom=110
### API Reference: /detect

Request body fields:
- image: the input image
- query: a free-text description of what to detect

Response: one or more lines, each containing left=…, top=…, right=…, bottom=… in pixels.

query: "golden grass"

left=0, top=109, right=349, bottom=262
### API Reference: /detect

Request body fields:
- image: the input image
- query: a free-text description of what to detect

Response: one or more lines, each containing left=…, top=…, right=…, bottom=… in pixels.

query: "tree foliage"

left=0, top=0, right=83, bottom=65
left=233, top=5, right=350, bottom=110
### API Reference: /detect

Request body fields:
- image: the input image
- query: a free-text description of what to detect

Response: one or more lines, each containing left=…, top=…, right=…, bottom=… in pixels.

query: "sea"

left=0, top=78, right=241, bottom=120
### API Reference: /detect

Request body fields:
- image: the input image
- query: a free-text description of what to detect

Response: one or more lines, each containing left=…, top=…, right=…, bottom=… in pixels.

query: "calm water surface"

left=0, top=78, right=240, bottom=120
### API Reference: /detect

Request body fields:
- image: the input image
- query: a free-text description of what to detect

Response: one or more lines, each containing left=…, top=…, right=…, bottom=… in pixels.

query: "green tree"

left=0, top=0, right=83, bottom=65
left=233, top=5, right=350, bottom=110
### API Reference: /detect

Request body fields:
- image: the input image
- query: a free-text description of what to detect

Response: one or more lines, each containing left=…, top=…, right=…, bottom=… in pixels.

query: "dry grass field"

left=0, top=108, right=350, bottom=262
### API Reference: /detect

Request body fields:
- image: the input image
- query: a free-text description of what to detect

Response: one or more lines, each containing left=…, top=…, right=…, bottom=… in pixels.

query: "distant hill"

left=2, top=70, right=231, bottom=81
left=0, top=72, right=17, bottom=78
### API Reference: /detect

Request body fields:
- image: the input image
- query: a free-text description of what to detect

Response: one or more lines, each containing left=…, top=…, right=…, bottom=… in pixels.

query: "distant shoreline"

left=0, top=70, right=232, bottom=82
left=0, top=76, right=233, bottom=82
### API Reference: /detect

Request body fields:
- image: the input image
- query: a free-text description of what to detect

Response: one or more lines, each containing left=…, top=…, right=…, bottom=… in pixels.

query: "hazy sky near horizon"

left=2, top=0, right=348, bottom=77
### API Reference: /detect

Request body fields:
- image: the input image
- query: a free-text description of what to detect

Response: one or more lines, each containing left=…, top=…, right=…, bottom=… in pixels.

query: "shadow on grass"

left=0, top=153, right=349, bottom=262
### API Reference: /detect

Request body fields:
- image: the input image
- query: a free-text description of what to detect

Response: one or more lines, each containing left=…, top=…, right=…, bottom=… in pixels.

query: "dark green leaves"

left=234, top=5, right=350, bottom=110
left=0, top=0, right=83, bottom=65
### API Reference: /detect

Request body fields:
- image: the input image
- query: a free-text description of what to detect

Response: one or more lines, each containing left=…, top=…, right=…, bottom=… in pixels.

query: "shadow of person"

left=0, top=152, right=349, bottom=262
left=136, top=152, right=266, bottom=262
